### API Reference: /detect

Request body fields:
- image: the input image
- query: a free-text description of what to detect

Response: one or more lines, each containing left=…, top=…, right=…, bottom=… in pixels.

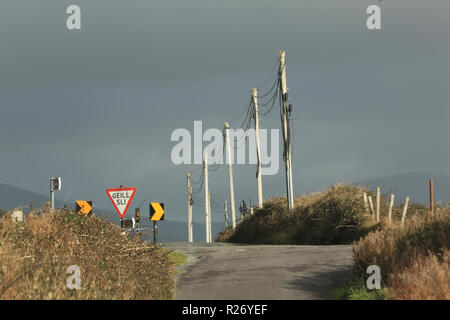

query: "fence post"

left=368, top=196, right=375, bottom=219
left=401, top=197, right=410, bottom=228
left=376, top=187, right=380, bottom=222
left=388, top=194, right=394, bottom=225
left=363, top=192, right=369, bottom=213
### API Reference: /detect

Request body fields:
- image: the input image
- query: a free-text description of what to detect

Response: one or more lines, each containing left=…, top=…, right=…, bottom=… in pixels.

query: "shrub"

left=389, top=250, right=449, bottom=300
left=0, top=209, right=175, bottom=299
left=352, top=228, right=400, bottom=283
left=217, top=183, right=381, bottom=245
left=352, top=211, right=449, bottom=299
left=352, top=213, right=449, bottom=280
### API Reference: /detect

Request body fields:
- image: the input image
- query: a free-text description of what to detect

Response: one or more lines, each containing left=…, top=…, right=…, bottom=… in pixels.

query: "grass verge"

left=331, top=281, right=389, bottom=300
left=165, top=250, right=188, bottom=268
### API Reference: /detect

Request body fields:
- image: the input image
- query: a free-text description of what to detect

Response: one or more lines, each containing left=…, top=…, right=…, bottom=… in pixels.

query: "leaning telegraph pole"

left=252, top=88, right=263, bottom=208
left=208, top=191, right=212, bottom=243
left=224, top=122, right=237, bottom=229
left=204, top=152, right=211, bottom=243
left=224, top=200, right=229, bottom=228
left=279, top=51, right=294, bottom=210
left=187, top=172, right=193, bottom=243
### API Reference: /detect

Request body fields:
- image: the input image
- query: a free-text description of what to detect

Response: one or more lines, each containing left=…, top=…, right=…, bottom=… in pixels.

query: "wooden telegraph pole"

left=429, top=179, right=434, bottom=220
left=224, top=122, right=237, bottom=229
left=252, top=88, right=263, bottom=208
left=224, top=200, right=229, bottom=228
left=279, top=51, right=294, bottom=210
left=187, top=172, right=193, bottom=243
left=204, top=152, right=210, bottom=243
left=208, top=191, right=212, bottom=243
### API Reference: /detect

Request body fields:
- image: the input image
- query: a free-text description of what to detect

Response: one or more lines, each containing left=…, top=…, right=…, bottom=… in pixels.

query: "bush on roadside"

left=0, top=209, right=175, bottom=299
left=216, top=183, right=380, bottom=245
left=353, top=213, right=449, bottom=277
left=389, top=249, right=449, bottom=300
left=352, top=210, right=449, bottom=299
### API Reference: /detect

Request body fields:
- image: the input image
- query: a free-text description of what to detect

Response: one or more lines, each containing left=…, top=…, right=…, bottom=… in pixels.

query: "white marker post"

left=368, top=196, right=375, bottom=219
left=363, top=192, right=369, bottom=214
left=388, top=194, right=395, bottom=225
left=401, top=197, right=410, bottom=228
left=376, top=187, right=380, bottom=222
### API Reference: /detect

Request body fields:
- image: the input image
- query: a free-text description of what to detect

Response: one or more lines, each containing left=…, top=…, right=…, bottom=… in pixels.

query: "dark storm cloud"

left=0, top=0, right=449, bottom=222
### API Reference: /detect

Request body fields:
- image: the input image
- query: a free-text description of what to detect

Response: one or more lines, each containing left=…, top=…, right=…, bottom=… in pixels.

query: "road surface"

left=162, top=242, right=354, bottom=300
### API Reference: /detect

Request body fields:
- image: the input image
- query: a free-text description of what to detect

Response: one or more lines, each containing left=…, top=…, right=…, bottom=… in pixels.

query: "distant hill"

left=0, top=182, right=61, bottom=210
left=0, top=182, right=224, bottom=242
left=359, top=172, right=450, bottom=205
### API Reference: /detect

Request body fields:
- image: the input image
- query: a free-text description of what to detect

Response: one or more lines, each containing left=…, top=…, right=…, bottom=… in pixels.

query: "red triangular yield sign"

left=106, top=187, right=137, bottom=219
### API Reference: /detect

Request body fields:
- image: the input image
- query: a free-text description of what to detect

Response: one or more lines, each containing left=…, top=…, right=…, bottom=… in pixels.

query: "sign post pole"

left=149, top=202, right=164, bottom=243
left=429, top=179, right=434, bottom=220
left=50, top=178, right=54, bottom=210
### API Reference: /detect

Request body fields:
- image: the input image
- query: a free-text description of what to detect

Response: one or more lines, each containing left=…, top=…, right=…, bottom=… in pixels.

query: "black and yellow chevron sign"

left=75, top=201, right=93, bottom=216
left=150, top=202, right=164, bottom=221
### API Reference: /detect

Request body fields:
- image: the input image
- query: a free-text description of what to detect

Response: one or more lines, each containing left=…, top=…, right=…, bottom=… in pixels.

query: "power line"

left=228, top=97, right=253, bottom=126
left=187, top=165, right=203, bottom=174
left=259, top=83, right=280, bottom=116
left=255, top=57, right=279, bottom=92
left=254, top=74, right=279, bottom=100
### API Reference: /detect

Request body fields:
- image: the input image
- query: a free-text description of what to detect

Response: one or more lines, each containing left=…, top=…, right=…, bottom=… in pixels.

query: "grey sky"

left=1, top=1, right=449, bottom=222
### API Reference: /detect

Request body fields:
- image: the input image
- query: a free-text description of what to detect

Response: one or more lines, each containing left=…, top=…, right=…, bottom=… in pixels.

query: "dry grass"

left=389, top=250, right=449, bottom=300
left=0, top=208, right=175, bottom=299
left=352, top=208, right=449, bottom=299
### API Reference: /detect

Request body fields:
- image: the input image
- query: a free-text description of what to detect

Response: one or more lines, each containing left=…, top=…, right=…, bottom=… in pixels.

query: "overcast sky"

left=1, top=1, right=449, bottom=222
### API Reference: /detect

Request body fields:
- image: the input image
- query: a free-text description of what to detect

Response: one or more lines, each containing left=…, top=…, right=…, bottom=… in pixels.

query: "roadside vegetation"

left=352, top=208, right=449, bottom=300
left=217, top=183, right=380, bottom=244
left=332, top=281, right=389, bottom=300
left=166, top=250, right=188, bottom=267
left=0, top=208, right=176, bottom=299
left=216, top=182, right=449, bottom=300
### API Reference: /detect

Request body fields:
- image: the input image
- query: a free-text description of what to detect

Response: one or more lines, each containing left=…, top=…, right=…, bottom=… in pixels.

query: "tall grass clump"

left=352, top=208, right=449, bottom=299
left=0, top=208, right=175, bottom=299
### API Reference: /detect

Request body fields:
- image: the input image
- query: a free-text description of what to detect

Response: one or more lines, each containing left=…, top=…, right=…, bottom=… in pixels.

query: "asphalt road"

left=162, top=242, right=354, bottom=300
